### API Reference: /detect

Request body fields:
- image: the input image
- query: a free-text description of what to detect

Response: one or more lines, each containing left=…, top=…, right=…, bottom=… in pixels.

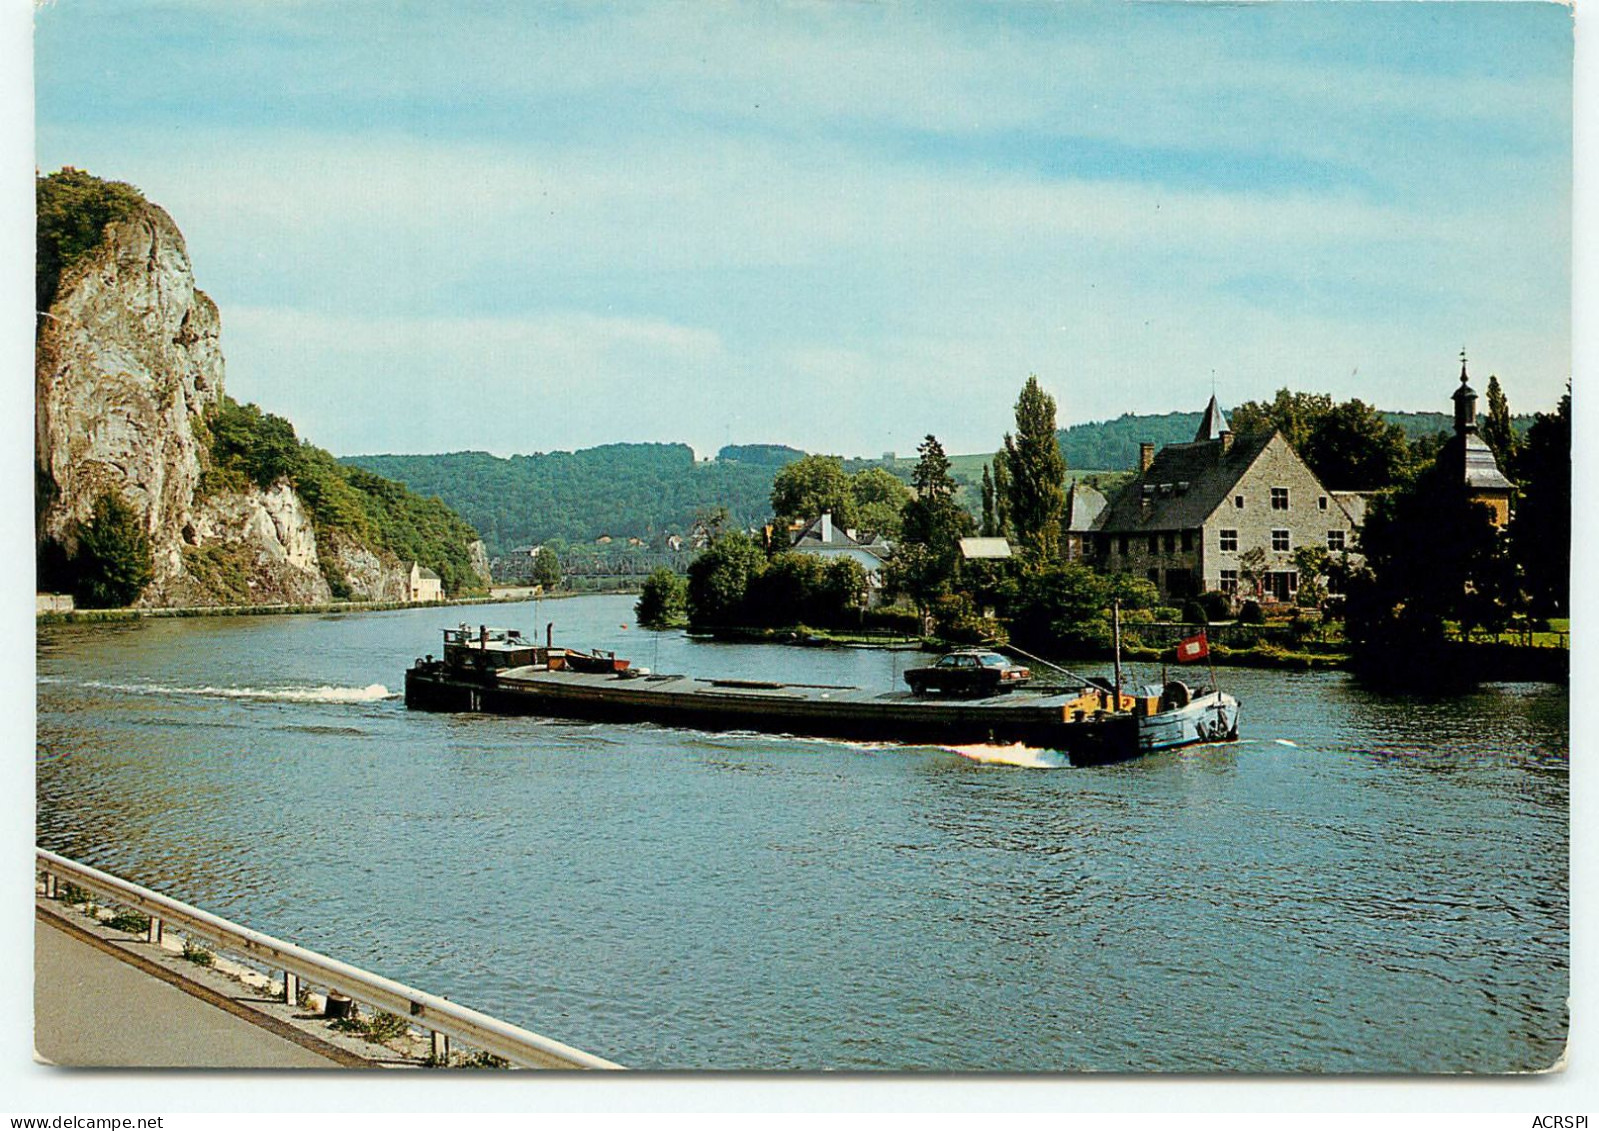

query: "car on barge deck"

left=405, top=626, right=1240, bottom=767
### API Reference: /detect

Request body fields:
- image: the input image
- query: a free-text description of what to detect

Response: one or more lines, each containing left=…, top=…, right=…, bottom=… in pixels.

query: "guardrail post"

left=284, top=972, right=300, bottom=1008
left=42, top=872, right=57, bottom=899
left=431, top=1029, right=449, bottom=1065
left=147, top=916, right=163, bottom=944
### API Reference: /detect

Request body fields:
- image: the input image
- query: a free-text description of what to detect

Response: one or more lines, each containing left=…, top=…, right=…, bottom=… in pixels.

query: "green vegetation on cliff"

left=202, top=396, right=485, bottom=595
left=36, top=167, right=146, bottom=314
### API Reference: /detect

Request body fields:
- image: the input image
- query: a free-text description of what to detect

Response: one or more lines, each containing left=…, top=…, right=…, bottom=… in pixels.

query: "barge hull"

left=405, top=666, right=1149, bottom=766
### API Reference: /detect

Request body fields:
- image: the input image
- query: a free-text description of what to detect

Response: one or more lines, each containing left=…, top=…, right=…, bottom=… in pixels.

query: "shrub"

left=70, top=492, right=153, bottom=608
left=1238, top=600, right=1265, bottom=625
left=1197, top=590, right=1234, bottom=623
left=182, top=939, right=214, bottom=967
left=1180, top=599, right=1208, bottom=626
left=636, top=567, right=688, bottom=629
left=1153, top=605, right=1183, bottom=623
left=105, top=910, right=150, bottom=934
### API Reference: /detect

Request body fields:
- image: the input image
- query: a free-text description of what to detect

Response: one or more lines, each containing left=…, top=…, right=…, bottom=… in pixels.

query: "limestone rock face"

left=165, top=483, right=332, bottom=607
left=36, top=204, right=222, bottom=587
left=322, top=530, right=409, bottom=603
left=468, top=540, right=492, bottom=585
left=34, top=200, right=431, bottom=607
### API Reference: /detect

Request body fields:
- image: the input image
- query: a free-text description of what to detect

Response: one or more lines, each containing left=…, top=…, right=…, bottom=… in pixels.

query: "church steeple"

left=1453, top=348, right=1478, bottom=436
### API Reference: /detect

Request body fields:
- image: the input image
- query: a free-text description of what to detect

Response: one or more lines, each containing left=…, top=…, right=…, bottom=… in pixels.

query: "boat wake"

left=64, top=679, right=398, bottom=704
left=944, top=743, right=1072, bottom=769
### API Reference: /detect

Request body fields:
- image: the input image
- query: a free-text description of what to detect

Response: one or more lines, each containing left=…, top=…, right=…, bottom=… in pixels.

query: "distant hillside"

left=348, top=407, right=1537, bottom=559
left=345, top=445, right=788, bottom=556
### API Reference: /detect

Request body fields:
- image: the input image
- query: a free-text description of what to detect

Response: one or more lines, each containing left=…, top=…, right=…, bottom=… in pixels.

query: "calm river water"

left=36, top=594, right=1568, bottom=1072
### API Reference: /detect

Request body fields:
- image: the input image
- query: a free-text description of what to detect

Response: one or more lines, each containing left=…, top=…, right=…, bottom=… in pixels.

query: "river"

left=35, top=594, right=1569, bottom=1072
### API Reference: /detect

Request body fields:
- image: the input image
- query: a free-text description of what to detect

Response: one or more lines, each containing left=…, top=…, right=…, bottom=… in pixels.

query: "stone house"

left=1062, top=480, right=1107, bottom=561
left=407, top=561, right=443, bottom=602
left=1091, top=397, right=1360, bottom=604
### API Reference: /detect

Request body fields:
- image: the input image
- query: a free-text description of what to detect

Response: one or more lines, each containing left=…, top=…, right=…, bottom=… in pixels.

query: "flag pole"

left=1206, top=629, right=1218, bottom=695
left=1112, top=598, right=1123, bottom=710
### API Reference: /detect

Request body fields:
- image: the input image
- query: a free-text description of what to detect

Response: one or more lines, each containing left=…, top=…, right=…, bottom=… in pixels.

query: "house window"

left=1147, top=534, right=1158, bottom=554
left=1181, top=530, right=1194, bottom=552
left=1146, top=568, right=1161, bottom=587
left=1234, top=495, right=1245, bottom=509
left=1271, top=487, right=1289, bottom=510
left=1272, top=529, right=1291, bottom=552
left=1163, top=533, right=1176, bottom=553
left=1220, top=529, right=1238, bottom=552
left=1327, top=530, right=1346, bottom=551
left=1220, top=569, right=1239, bottom=595
left=1318, top=496, right=1328, bottom=511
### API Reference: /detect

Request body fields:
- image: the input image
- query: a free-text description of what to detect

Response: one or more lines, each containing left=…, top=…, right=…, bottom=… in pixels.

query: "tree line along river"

left=35, top=594, right=1568, bottom=1072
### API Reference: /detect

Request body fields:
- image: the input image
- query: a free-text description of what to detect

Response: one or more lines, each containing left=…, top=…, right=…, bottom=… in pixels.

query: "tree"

left=979, top=464, right=997, bottom=537
left=989, top=450, right=1012, bottom=538
left=1002, top=375, right=1066, bottom=559
left=1509, top=388, right=1570, bottom=618
left=636, top=568, right=688, bottom=629
left=685, top=531, right=765, bottom=626
left=898, top=435, right=972, bottom=602
left=1482, top=375, right=1518, bottom=474
left=70, top=492, right=153, bottom=608
left=1299, top=399, right=1412, bottom=490
left=1344, top=459, right=1515, bottom=648
left=1233, top=390, right=1411, bottom=491
left=770, top=455, right=855, bottom=529
left=848, top=466, right=912, bottom=539
left=36, top=168, right=145, bottom=314
left=1229, top=389, right=1334, bottom=452
left=531, top=547, right=561, bottom=589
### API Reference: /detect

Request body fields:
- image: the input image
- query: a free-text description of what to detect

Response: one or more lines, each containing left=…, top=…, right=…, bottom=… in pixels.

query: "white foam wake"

left=944, top=743, right=1072, bottom=769
left=77, top=680, right=397, bottom=704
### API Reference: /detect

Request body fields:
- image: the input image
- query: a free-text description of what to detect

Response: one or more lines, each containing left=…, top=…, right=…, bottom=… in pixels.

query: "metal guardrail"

left=36, top=848, right=623, bottom=1070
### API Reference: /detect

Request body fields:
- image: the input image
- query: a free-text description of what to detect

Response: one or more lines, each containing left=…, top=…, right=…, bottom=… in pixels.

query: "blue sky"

left=32, top=1, right=1574, bottom=460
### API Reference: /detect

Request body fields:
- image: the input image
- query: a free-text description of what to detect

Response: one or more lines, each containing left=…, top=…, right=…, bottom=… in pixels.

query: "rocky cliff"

left=36, top=188, right=485, bottom=606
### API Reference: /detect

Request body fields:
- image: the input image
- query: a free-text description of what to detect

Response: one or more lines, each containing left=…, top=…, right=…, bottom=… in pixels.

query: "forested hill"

left=344, top=445, right=793, bottom=555
left=348, top=408, right=1536, bottom=557
left=1059, top=409, right=1526, bottom=470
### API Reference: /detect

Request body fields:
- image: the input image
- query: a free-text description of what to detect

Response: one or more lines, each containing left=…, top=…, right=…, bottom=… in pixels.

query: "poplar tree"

left=1482, top=375, right=1518, bottom=474
left=979, top=465, right=996, bottom=537
left=1002, top=375, right=1066, bottom=559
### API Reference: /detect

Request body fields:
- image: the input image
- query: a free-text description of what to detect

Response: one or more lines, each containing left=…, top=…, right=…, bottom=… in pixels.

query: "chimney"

left=820, top=512, right=833, bottom=543
left=1220, top=430, right=1233, bottom=454
left=1139, top=442, right=1155, bottom=473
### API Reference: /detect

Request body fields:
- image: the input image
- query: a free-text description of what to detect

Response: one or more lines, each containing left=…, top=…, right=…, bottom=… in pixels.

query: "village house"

left=1091, top=396, right=1361, bottom=604
left=406, top=561, right=443, bottom=602
left=790, top=512, right=893, bottom=606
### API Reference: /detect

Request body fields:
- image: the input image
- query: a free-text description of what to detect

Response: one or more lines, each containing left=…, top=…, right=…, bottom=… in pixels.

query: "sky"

left=30, top=0, right=1574, bottom=460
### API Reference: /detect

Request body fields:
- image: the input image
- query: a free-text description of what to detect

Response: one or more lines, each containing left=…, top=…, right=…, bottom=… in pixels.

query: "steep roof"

left=1194, top=395, right=1231, bottom=441
left=1097, top=432, right=1275, bottom=532
left=1455, top=433, right=1514, bottom=492
left=1063, top=480, right=1107, bottom=532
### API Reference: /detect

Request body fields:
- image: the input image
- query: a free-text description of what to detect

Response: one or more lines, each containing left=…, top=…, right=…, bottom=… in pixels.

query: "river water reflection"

left=36, top=594, right=1568, bottom=1071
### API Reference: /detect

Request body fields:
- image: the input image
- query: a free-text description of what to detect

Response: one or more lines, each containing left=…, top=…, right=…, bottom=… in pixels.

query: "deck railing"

left=35, top=848, right=623, bottom=1070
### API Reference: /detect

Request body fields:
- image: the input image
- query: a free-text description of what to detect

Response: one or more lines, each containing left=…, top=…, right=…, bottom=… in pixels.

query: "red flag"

left=1176, top=632, right=1209, bottom=663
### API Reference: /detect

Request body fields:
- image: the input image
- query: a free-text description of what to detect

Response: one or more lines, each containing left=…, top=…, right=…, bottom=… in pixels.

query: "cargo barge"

left=404, top=626, right=1240, bottom=767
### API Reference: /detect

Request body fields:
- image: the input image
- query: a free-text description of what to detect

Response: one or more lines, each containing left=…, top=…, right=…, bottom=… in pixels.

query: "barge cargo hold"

left=405, top=627, right=1240, bottom=767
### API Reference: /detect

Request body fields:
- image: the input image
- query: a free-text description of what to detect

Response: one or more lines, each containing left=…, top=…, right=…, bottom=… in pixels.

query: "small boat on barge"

left=404, top=624, right=1240, bottom=767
